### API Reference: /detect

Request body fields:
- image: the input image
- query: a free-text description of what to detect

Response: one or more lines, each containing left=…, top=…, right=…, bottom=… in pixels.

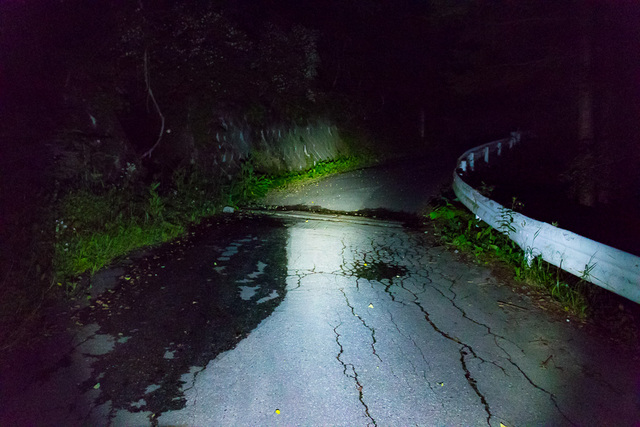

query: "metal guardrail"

left=452, top=132, right=640, bottom=304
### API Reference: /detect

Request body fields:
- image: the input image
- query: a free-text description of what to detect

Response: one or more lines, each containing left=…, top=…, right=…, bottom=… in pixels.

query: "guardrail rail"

left=452, top=132, right=640, bottom=304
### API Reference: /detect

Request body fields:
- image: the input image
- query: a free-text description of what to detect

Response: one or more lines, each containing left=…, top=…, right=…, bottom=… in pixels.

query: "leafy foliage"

left=52, top=183, right=180, bottom=290
left=253, top=23, right=320, bottom=116
left=50, top=154, right=368, bottom=293
left=51, top=130, right=139, bottom=190
left=428, top=198, right=589, bottom=316
left=114, top=2, right=320, bottom=125
left=229, top=161, right=274, bottom=206
left=269, top=156, right=367, bottom=189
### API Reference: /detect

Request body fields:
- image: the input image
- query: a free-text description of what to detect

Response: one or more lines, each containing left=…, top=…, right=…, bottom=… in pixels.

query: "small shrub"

left=50, top=154, right=369, bottom=294
left=229, top=160, right=273, bottom=206
left=428, top=197, right=590, bottom=316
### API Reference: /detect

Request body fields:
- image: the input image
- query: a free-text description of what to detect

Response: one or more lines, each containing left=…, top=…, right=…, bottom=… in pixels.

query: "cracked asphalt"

left=156, top=212, right=639, bottom=426
left=260, top=150, right=458, bottom=215
left=1, top=154, right=639, bottom=426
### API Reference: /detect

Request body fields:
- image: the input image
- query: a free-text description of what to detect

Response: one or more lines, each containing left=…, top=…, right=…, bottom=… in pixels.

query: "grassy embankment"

left=52, top=155, right=370, bottom=294
left=427, top=196, right=599, bottom=317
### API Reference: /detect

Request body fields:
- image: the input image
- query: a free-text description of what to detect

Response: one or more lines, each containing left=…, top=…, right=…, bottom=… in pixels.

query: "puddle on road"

left=73, top=215, right=289, bottom=419
left=352, top=260, right=408, bottom=282
left=239, top=285, right=261, bottom=300
left=2, top=213, right=411, bottom=425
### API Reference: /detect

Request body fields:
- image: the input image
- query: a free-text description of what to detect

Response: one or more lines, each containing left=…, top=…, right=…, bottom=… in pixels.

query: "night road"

left=2, top=157, right=639, bottom=426
left=2, top=1, right=640, bottom=426
left=158, top=212, right=640, bottom=426
left=260, top=149, right=459, bottom=215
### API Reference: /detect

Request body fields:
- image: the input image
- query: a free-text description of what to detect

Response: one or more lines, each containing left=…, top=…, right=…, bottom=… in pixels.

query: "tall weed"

left=428, top=198, right=589, bottom=316
left=52, top=154, right=368, bottom=295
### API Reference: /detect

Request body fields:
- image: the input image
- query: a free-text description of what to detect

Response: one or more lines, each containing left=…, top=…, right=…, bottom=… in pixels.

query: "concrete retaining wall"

left=205, top=120, right=346, bottom=176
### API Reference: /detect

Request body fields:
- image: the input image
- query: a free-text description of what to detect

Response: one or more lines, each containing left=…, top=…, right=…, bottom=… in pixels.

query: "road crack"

left=353, top=235, right=496, bottom=424
left=436, top=274, right=576, bottom=424
left=286, top=268, right=313, bottom=291
left=338, top=288, right=382, bottom=363
left=495, top=339, right=578, bottom=426
left=400, top=277, right=494, bottom=426
left=387, top=310, right=437, bottom=392
left=332, top=323, right=376, bottom=426
left=438, top=275, right=525, bottom=355
left=459, top=346, right=492, bottom=426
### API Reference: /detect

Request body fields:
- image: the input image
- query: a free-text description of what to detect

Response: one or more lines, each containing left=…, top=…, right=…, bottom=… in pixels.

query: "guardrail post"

left=484, top=146, right=490, bottom=163
left=468, top=152, right=475, bottom=171
left=509, top=131, right=520, bottom=148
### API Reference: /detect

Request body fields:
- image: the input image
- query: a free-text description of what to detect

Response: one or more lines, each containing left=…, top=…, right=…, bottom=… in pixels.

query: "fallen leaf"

left=275, top=409, right=280, bottom=414
left=93, top=383, right=100, bottom=389
left=368, top=304, right=374, bottom=308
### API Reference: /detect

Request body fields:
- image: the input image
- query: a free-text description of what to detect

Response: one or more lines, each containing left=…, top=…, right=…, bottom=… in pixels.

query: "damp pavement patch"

left=158, top=213, right=640, bottom=426
left=1, top=212, right=639, bottom=426
left=0, top=214, right=288, bottom=425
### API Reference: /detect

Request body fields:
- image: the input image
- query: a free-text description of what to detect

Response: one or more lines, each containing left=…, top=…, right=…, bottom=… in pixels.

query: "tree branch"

left=141, top=48, right=165, bottom=159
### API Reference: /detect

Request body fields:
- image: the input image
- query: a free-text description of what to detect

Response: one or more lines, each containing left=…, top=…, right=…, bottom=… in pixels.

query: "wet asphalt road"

left=1, top=153, right=639, bottom=426
left=157, top=212, right=640, bottom=426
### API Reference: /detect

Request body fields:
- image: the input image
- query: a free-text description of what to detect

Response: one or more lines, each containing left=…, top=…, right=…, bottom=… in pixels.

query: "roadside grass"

left=427, top=197, right=591, bottom=317
left=225, top=155, right=372, bottom=207
left=54, top=219, right=184, bottom=294
left=268, top=155, right=371, bottom=189
left=51, top=154, right=370, bottom=294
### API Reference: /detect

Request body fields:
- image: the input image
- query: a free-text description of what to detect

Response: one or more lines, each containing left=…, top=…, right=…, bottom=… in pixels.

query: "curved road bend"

left=1, top=151, right=638, bottom=426
left=158, top=212, right=640, bottom=426
left=260, top=151, right=459, bottom=215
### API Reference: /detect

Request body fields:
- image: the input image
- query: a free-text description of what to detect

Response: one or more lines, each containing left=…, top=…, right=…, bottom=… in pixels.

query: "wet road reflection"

left=0, top=214, right=289, bottom=425
left=1, top=212, right=639, bottom=426
left=158, top=212, right=640, bottom=426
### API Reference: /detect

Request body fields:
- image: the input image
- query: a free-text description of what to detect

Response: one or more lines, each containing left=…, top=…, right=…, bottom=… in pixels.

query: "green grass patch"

left=52, top=177, right=213, bottom=293
left=228, top=161, right=274, bottom=205
left=269, top=155, right=369, bottom=189
left=54, top=219, right=183, bottom=293
left=428, top=198, right=590, bottom=317
left=226, top=154, right=371, bottom=207
left=51, top=155, right=369, bottom=294
left=53, top=190, right=187, bottom=291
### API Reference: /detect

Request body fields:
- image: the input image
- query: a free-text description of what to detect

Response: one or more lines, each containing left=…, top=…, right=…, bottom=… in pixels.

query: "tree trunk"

left=575, top=3, right=597, bottom=207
